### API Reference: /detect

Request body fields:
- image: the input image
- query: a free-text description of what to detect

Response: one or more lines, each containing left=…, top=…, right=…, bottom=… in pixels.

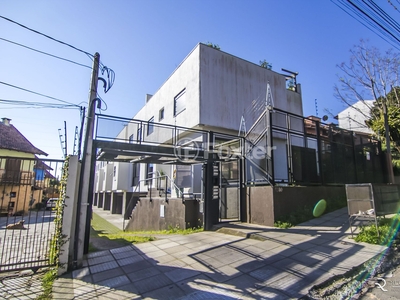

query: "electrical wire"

left=96, top=93, right=108, bottom=112
left=0, top=15, right=116, bottom=93
left=0, top=37, right=91, bottom=69
left=0, top=99, right=80, bottom=108
left=0, top=15, right=94, bottom=58
left=0, top=81, right=80, bottom=107
left=331, top=0, right=400, bottom=50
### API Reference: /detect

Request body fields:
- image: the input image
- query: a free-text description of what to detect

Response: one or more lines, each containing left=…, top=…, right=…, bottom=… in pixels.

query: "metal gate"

left=0, top=157, right=64, bottom=273
left=219, top=160, right=241, bottom=222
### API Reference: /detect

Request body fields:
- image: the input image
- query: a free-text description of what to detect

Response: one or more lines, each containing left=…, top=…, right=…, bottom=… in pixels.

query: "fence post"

left=58, top=156, right=81, bottom=275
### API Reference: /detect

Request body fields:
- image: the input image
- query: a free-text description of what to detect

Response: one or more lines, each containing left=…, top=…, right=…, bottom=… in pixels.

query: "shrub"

left=354, top=215, right=400, bottom=245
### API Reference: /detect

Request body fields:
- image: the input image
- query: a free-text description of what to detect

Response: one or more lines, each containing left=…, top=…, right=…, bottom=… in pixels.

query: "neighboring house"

left=0, top=118, right=48, bottom=215
left=336, top=100, right=375, bottom=134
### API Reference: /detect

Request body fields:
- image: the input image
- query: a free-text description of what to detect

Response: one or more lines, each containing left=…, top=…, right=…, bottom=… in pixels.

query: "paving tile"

left=165, top=267, right=201, bottom=283
left=89, top=261, right=119, bottom=274
left=267, top=272, right=312, bottom=298
left=248, top=265, right=282, bottom=282
left=163, top=245, right=190, bottom=254
left=121, top=259, right=152, bottom=273
left=217, top=273, right=259, bottom=293
left=236, top=259, right=265, bottom=274
left=175, top=274, right=217, bottom=295
left=203, top=270, right=232, bottom=283
left=133, top=273, right=173, bottom=294
left=72, top=267, right=90, bottom=279
left=110, top=245, right=135, bottom=254
left=145, top=249, right=168, bottom=259
left=113, top=250, right=140, bottom=260
left=127, top=266, right=161, bottom=281
left=96, top=275, right=130, bottom=288
left=92, top=267, right=125, bottom=283
left=268, top=245, right=302, bottom=257
left=157, top=241, right=181, bottom=250
left=251, top=286, right=292, bottom=299
left=142, top=283, right=186, bottom=300
left=88, top=254, right=115, bottom=266
left=117, top=254, right=144, bottom=266
left=86, top=250, right=110, bottom=258
left=118, top=282, right=140, bottom=295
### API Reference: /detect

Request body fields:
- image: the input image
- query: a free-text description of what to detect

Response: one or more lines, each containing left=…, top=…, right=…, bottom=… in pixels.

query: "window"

left=129, top=134, right=134, bottom=143
left=174, top=89, right=186, bottom=116
left=145, top=163, right=153, bottom=186
left=131, top=163, right=140, bottom=187
left=137, top=127, right=142, bottom=142
left=159, top=107, right=164, bottom=121
left=147, top=117, right=154, bottom=135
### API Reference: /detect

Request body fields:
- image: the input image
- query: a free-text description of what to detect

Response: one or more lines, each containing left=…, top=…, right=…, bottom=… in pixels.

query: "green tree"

left=259, top=59, right=272, bottom=70
left=206, top=42, right=220, bottom=50
left=367, top=87, right=400, bottom=153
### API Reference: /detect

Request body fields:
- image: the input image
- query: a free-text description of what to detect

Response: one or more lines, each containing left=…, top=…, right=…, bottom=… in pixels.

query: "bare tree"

left=334, top=40, right=400, bottom=122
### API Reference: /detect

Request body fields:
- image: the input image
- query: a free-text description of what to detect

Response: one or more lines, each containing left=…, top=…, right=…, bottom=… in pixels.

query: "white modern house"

left=92, top=43, right=385, bottom=230
left=94, top=42, right=302, bottom=206
left=336, top=100, right=375, bottom=134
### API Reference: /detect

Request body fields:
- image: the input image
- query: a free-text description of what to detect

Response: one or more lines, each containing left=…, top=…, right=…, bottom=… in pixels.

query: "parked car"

left=46, top=198, right=58, bottom=210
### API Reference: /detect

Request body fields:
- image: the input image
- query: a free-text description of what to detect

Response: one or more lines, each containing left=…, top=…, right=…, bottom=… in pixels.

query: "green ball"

left=313, top=199, right=327, bottom=218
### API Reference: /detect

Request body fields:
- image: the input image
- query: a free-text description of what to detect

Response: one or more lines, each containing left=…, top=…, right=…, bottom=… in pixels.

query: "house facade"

left=336, top=100, right=375, bottom=134
left=0, top=118, right=49, bottom=215
left=93, top=44, right=386, bottom=229
left=93, top=43, right=304, bottom=228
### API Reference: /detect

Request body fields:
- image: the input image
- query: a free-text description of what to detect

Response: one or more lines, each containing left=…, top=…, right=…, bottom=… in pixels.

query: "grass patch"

left=274, top=196, right=347, bottom=229
left=36, top=269, right=57, bottom=300
left=354, top=215, right=400, bottom=245
left=89, top=212, right=203, bottom=252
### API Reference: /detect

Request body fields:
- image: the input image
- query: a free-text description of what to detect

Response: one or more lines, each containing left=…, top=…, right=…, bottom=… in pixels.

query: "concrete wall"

left=199, top=44, right=303, bottom=131
left=247, top=185, right=346, bottom=226
left=112, top=162, right=130, bottom=191
left=124, top=198, right=200, bottom=231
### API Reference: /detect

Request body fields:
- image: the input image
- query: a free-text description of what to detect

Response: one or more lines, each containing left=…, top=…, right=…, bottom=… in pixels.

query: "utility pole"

left=74, top=53, right=100, bottom=268
left=383, top=102, right=395, bottom=184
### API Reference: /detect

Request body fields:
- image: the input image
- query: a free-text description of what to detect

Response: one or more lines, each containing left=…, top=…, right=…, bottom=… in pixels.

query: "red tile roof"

left=0, top=122, right=48, bottom=156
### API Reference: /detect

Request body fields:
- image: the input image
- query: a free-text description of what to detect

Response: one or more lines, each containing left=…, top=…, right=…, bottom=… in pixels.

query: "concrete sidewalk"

left=52, top=208, right=386, bottom=299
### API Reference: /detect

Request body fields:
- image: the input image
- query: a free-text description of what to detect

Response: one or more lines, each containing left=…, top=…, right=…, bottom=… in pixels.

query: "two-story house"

left=0, top=118, right=48, bottom=215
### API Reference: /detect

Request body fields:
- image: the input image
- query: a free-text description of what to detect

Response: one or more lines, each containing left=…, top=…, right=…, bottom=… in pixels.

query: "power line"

left=0, top=37, right=91, bottom=69
left=0, top=99, right=81, bottom=109
left=0, top=15, right=94, bottom=58
left=331, top=0, right=400, bottom=50
left=0, top=81, right=81, bottom=107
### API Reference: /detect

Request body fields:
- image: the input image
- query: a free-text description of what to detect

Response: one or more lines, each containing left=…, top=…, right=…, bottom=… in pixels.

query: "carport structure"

left=92, top=114, right=247, bottom=231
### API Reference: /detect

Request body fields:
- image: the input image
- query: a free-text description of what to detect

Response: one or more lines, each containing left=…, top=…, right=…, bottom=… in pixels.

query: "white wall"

left=112, top=162, right=131, bottom=191
left=199, top=44, right=303, bottom=132
left=337, top=100, right=374, bottom=134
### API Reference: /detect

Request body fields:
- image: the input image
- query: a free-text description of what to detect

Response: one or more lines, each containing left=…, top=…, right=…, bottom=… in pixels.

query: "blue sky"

left=1, top=0, right=398, bottom=159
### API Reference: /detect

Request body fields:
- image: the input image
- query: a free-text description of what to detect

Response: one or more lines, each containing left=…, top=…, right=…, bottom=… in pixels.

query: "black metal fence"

left=246, top=108, right=386, bottom=186
left=0, top=156, right=64, bottom=273
left=271, top=109, right=386, bottom=185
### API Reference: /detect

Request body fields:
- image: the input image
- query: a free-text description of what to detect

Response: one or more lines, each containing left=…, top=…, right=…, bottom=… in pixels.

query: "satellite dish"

left=322, top=115, right=328, bottom=122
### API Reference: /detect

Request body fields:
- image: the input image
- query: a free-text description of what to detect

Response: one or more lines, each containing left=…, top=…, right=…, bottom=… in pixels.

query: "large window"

left=174, top=89, right=186, bottom=116
left=147, top=117, right=154, bottom=135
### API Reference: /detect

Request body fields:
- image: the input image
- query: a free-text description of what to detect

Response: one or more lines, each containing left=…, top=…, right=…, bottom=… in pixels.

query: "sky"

left=1, top=0, right=399, bottom=159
